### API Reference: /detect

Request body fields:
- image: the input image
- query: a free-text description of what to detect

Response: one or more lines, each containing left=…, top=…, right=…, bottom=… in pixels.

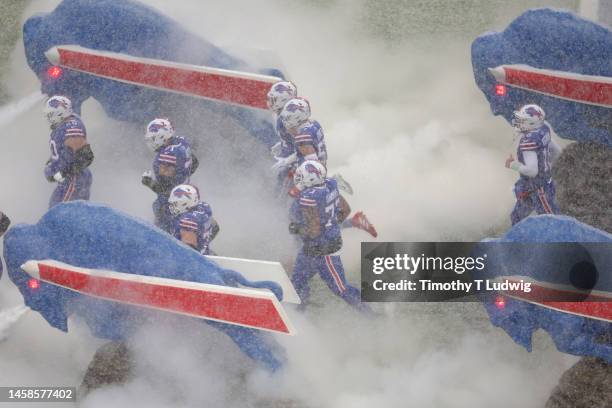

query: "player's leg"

left=317, top=254, right=371, bottom=312
left=342, top=210, right=378, bottom=238
left=49, top=181, right=69, bottom=208
left=510, top=188, right=536, bottom=225
left=534, top=182, right=559, bottom=215
left=72, top=170, right=93, bottom=201
left=276, top=167, right=294, bottom=198
left=290, top=249, right=318, bottom=305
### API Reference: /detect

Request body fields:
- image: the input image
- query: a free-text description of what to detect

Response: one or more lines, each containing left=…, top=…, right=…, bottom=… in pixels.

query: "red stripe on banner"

left=502, top=278, right=611, bottom=322
left=36, top=263, right=290, bottom=333
left=502, top=67, right=612, bottom=107
left=54, top=47, right=276, bottom=110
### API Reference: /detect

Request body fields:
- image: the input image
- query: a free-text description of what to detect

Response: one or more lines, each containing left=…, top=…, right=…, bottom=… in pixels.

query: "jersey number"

left=49, top=140, right=59, bottom=160
left=324, top=203, right=335, bottom=228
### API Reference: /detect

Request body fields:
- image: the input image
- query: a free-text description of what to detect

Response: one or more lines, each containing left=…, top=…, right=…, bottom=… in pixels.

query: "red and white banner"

left=206, top=255, right=301, bottom=304
left=489, top=64, right=612, bottom=108
left=21, top=260, right=295, bottom=335
left=45, top=45, right=282, bottom=110
left=498, top=276, right=612, bottom=323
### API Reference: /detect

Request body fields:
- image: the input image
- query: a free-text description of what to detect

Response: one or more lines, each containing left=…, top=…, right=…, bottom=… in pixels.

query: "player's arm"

left=142, top=163, right=177, bottom=195
left=337, top=195, right=351, bottom=223
left=158, top=164, right=176, bottom=177
left=64, top=136, right=94, bottom=176
left=505, top=137, right=540, bottom=177
left=302, top=206, right=321, bottom=238
left=294, top=132, right=318, bottom=161
left=506, top=151, right=538, bottom=177
left=297, top=144, right=317, bottom=161
left=190, top=153, right=199, bottom=175
left=209, top=218, right=220, bottom=241
left=0, top=211, right=10, bottom=237
left=179, top=229, right=198, bottom=249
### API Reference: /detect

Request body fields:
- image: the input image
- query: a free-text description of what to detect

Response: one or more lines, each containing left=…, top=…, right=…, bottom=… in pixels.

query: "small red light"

left=494, top=295, right=506, bottom=310
left=47, top=66, right=63, bottom=79
left=495, top=84, right=507, bottom=96
left=28, top=278, right=40, bottom=290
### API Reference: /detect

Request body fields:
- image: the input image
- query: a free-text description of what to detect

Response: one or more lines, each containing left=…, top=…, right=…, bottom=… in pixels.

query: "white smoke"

left=0, top=1, right=578, bottom=407
left=0, top=305, right=27, bottom=342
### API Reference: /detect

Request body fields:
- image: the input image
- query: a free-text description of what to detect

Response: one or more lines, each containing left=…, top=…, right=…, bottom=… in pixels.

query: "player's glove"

left=288, top=222, right=305, bottom=236
left=271, top=153, right=297, bottom=172
left=52, top=171, right=65, bottom=183
left=141, top=170, right=155, bottom=188
left=270, top=142, right=283, bottom=157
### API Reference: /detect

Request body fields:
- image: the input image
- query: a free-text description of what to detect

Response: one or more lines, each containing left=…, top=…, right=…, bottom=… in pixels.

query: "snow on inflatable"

left=23, top=0, right=284, bottom=146
left=471, top=8, right=612, bottom=146
left=3, top=201, right=290, bottom=372
left=472, top=215, right=612, bottom=362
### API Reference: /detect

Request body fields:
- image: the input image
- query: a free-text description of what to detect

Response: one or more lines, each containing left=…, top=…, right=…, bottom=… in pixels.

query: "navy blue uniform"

left=290, top=179, right=366, bottom=310
left=275, top=116, right=295, bottom=158
left=173, top=202, right=215, bottom=255
left=274, top=116, right=297, bottom=195
left=45, top=115, right=92, bottom=208
left=511, top=124, right=559, bottom=225
left=152, top=136, right=193, bottom=232
left=293, top=120, right=327, bottom=165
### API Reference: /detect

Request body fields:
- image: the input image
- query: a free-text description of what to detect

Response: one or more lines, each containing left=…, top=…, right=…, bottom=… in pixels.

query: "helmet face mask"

left=267, top=81, right=297, bottom=114
left=145, top=118, right=175, bottom=151
left=512, top=104, right=545, bottom=132
left=294, top=160, right=326, bottom=191
left=168, top=184, right=199, bottom=216
left=44, top=95, right=73, bottom=127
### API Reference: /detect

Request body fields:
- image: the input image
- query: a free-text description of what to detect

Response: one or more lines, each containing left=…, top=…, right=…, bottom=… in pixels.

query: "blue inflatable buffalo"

left=473, top=215, right=612, bottom=362
left=24, top=0, right=283, bottom=146
left=471, top=9, right=612, bottom=146
left=3, top=201, right=285, bottom=372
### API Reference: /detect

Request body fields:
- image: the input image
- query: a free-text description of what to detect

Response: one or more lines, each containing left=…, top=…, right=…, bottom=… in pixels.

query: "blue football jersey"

left=275, top=116, right=295, bottom=158
left=293, top=120, right=327, bottom=165
left=291, top=178, right=341, bottom=248
left=173, top=202, right=214, bottom=254
left=45, top=115, right=87, bottom=179
left=516, top=123, right=554, bottom=190
left=153, top=136, right=193, bottom=188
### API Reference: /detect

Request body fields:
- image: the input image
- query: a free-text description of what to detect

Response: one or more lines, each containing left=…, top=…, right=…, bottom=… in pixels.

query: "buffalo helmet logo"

left=285, top=102, right=303, bottom=113
left=274, top=83, right=291, bottom=93
left=148, top=122, right=167, bottom=133
left=524, top=106, right=543, bottom=118
left=173, top=188, right=192, bottom=199
left=304, top=163, right=322, bottom=178
left=48, top=98, right=68, bottom=109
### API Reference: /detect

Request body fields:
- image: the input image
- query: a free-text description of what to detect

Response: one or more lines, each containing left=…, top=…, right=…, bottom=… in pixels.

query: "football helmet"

left=145, top=118, right=175, bottom=151
left=280, top=98, right=311, bottom=130
left=512, top=104, right=545, bottom=132
left=294, top=160, right=326, bottom=191
left=168, top=184, right=200, bottom=216
left=44, top=95, right=73, bottom=126
left=267, top=81, right=298, bottom=113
